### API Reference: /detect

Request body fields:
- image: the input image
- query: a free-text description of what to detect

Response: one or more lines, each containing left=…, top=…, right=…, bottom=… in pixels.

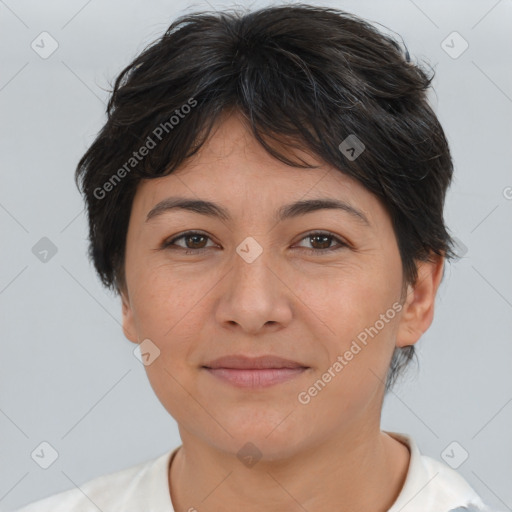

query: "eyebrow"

left=145, top=197, right=370, bottom=226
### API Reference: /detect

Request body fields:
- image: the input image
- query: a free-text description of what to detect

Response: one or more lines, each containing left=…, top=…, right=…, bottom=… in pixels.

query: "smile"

left=203, top=367, right=308, bottom=388
left=202, top=354, right=310, bottom=388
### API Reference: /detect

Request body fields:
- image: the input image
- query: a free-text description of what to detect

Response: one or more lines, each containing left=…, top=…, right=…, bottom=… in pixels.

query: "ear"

left=120, top=288, right=138, bottom=344
left=396, top=255, right=445, bottom=348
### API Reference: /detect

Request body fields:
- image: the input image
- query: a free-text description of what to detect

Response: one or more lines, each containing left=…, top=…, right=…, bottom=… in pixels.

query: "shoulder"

left=419, top=453, right=488, bottom=509
left=386, top=432, right=492, bottom=512
left=15, top=449, right=176, bottom=512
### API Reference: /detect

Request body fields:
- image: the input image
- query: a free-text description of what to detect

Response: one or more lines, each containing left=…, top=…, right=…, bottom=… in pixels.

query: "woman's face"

left=121, top=112, right=429, bottom=459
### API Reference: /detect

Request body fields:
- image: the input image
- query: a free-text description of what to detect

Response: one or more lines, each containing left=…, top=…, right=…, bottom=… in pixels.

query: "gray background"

left=1, top=0, right=511, bottom=510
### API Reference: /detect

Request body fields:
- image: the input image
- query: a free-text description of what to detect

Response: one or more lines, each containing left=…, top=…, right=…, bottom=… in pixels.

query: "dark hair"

left=75, top=3, right=456, bottom=390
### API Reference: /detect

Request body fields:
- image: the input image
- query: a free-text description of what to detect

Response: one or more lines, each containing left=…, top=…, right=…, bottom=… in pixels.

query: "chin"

left=212, top=409, right=313, bottom=459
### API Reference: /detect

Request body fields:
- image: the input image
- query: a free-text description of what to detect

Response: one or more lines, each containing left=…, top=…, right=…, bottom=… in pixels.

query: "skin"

left=120, top=110, right=444, bottom=512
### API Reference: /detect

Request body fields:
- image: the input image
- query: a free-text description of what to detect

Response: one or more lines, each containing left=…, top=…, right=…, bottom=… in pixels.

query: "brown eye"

left=295, top=231, right=347, bottom=254
left=181, top=233, right=208, bottom=249
left=308, top=234, right=332, bottom=249
left=162, top=231, right=215, bottom=252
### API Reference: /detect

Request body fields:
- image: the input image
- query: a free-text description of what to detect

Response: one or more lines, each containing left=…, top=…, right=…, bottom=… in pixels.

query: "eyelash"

left=161, top=230, right=348, bottom=256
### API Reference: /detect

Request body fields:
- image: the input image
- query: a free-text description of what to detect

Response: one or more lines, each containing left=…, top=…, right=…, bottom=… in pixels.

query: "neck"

left=169, top=425, right=410, bottom=512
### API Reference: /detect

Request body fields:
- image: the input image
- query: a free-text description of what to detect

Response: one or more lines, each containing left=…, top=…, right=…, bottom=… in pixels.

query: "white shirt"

left=16, top=431, right=491, bottom=512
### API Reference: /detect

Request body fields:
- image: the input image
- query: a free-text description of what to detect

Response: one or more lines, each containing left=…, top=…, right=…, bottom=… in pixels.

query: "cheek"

left=128, top=262, right=209, bottom=336
left=128, top=265, right=215, bottom=384
left=316, top=263, right=399, bottom=336
left=307, top=263, right=402, bottom=395
left=298, top=298, right=400, bottom=425
left=129, top=268, right=206, bottom=418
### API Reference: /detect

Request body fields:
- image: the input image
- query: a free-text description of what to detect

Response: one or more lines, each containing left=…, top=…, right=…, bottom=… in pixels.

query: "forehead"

left=131, top=111, right=382, bottom=223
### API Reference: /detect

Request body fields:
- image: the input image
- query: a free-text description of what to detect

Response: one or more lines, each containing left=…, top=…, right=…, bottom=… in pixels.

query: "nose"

left=214, top=245, right=293, bottom=335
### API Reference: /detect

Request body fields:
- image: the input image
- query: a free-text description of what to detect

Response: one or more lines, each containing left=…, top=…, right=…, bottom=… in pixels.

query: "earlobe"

left=396, top=255, right=445, bottom=348
left=121, top=290, right=139, bottom=344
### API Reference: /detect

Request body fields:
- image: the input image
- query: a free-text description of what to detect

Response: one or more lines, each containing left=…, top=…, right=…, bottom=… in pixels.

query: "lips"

left=203, top=354, right=307, bottom=370
left=202, top=355, right=309, bottom=388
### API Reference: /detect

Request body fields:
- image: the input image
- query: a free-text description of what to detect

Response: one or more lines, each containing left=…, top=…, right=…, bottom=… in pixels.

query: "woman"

left=18, top=4, right=494, bottom=511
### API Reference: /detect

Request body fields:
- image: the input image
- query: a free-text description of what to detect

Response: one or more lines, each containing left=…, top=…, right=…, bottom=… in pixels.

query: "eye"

left=161, top=230, right=348, bottom=255
left=294, top=231, right=348, bottom=254
left=161, top=231, right=216, bottom=254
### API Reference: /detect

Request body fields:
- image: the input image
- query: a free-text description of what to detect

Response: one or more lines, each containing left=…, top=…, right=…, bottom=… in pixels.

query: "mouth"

left=202, top=355, right=309, bottom=388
